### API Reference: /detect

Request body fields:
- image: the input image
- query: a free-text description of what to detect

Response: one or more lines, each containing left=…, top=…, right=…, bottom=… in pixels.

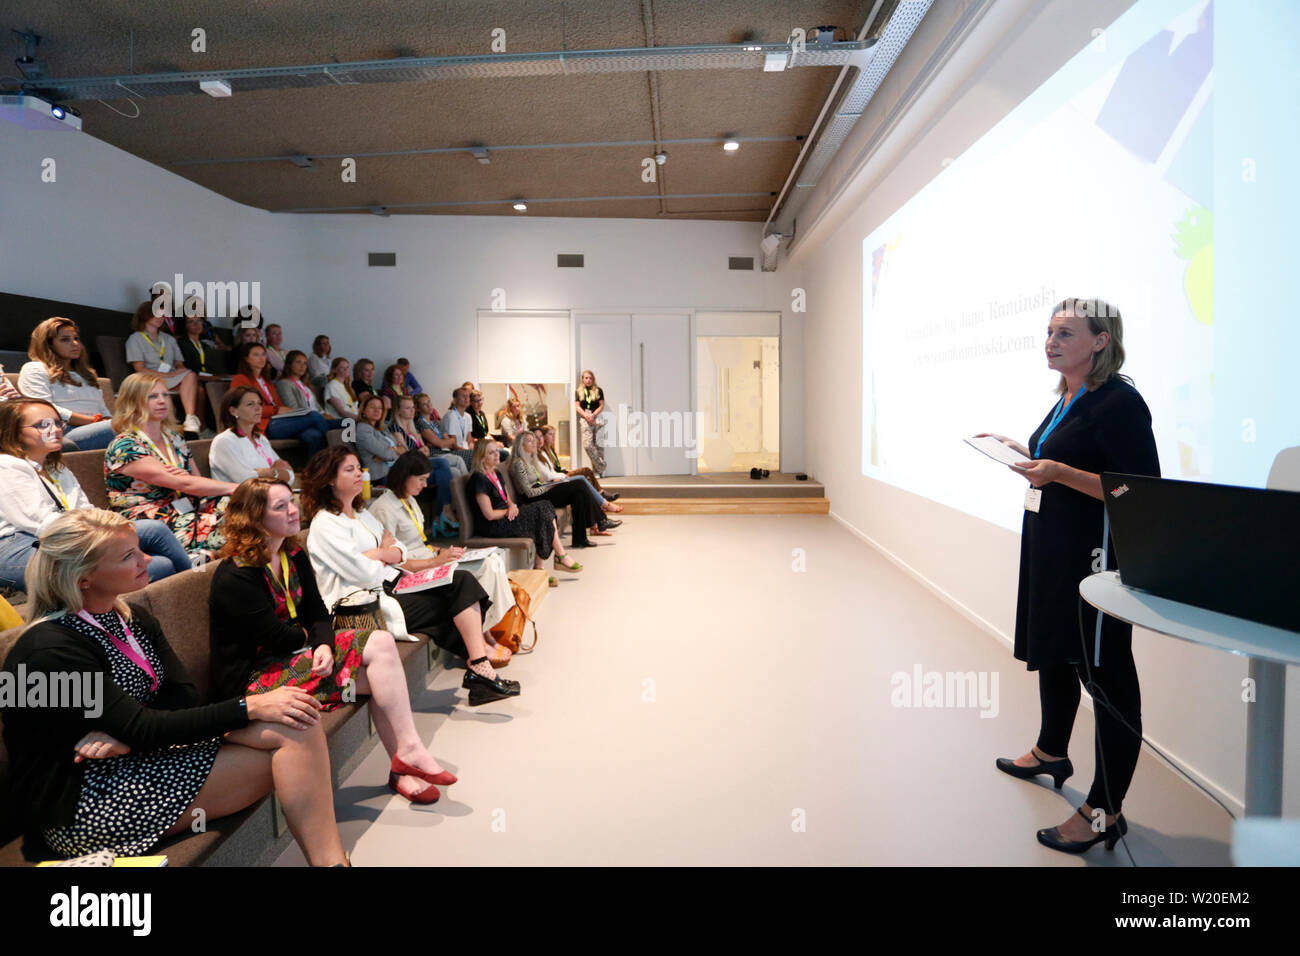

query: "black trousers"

left=393, top=570, right=489, bottom=659
left=1035, top=636, right=1142, bottom=814
left=533, top=481, right=601, bottom=546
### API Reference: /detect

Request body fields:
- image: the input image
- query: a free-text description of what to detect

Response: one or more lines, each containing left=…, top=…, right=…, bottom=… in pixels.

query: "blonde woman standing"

left=574, top=370, right=606, bottom=476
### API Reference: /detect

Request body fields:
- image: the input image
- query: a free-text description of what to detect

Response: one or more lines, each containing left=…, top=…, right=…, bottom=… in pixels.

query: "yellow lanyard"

left=140, top=331, right=166, bottom=360
left=269, top=550, right=298, bottom=619
left=135, top=429, right=181, bottom=469
left=401, top=496, right=428, bottom=544
left=192, top=338, right=205, bottom=369
left=37, top=466, right=71, bottom=511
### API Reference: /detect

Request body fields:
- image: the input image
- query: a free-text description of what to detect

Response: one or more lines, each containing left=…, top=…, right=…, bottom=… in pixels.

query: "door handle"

left=639, top=341, right=646, bottom=412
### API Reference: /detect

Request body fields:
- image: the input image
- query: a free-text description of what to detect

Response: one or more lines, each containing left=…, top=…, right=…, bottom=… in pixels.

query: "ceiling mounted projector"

left=0, top=93, right=82, bottom=132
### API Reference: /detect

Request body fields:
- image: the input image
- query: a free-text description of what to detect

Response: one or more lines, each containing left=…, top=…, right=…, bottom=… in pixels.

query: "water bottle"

left=362, top=468, right=372, bottom=501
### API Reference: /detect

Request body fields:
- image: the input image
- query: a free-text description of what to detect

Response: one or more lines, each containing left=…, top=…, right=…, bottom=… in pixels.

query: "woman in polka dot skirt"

left=0, top=509, right=349, bottom=865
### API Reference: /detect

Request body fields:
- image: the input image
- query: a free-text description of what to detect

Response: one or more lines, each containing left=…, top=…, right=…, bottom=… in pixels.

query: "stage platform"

left=597, top=472, right=828, bottom=515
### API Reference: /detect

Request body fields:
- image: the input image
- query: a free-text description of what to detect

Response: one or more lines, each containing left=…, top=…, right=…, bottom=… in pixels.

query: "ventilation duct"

left=18, top=41, right=874, bottom=102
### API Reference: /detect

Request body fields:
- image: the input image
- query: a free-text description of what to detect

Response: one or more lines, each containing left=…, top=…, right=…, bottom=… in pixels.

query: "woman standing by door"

left=574, top=370, right=606, bottom=477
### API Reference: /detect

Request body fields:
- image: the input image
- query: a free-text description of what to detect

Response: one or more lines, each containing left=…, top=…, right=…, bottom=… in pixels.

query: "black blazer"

left=177, top=335, right=219, bottom=376
left=0, top=606, right=248, bottom=859
left=208, top=547, right=335, bottom=701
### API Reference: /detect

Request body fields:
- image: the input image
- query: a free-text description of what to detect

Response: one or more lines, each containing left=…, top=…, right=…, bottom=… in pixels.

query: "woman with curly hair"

left=209, top=477, right=459, bottom=803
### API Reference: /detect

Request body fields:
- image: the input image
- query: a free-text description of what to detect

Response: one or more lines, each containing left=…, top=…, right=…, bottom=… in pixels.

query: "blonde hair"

left=112, top=372, right=179, bottom=437
left=25, top=510, right=136, bottom=624
left=28, top=317, right=100, bottom=387
left=470, top=439, right=499, bottom=476
left=1050, top=298, right=1129, bottom=395
left=579, top=369, right=597, bottom=389
left=515, top=431, right=545, bottom=482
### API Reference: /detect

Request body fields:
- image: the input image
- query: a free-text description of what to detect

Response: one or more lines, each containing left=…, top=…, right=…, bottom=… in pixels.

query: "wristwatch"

left=237, top=697, right=249, bottom=722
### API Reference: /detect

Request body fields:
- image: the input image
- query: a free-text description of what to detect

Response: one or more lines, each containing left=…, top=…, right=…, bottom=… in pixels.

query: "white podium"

left=1080, top=570, right=1298, bottom=817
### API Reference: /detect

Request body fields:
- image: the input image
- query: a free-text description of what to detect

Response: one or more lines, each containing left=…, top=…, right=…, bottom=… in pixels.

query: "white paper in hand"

left=965, top=436, right=1029, bottom=467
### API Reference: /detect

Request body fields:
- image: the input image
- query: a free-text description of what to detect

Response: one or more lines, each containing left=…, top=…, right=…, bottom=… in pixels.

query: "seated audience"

left=379, top=364, right=409, bottom=409
left=396, top=358, right=423, bottom=395
left=0, top=509, right=350, bottom=865
left=442, top=387, right=478, bottom=463
left=469, top=390, right=492, bottom=445
left=264, top=324, right=289, bottom=379
left=230, top=342, right=331, bottom=458
left=234, top=325, right=263, bottom=348
left=125, top=301, right=204, bottom=435
left=324, top=358, right=360, bottom=420
left=470, top=440, right=581, bottom=574
left=369, top=452, right=514, bottom=663
left=208, top=387, right=295, bottom=486
left=509, top=431, right=609, bottom=547
left=496, top=397, right=526, bottom=448
left=299, top=447, right=519, bottom=705
left=0, top=399, right=191, bottom=591
left=414, top=392, right=468, bottom=476
left=389, top=395, right=458, bottom=533
left=529, top=429, right=623, bottom=533
left=105, top=373, right=235, bottom=556
left=541, top=424, right=620, bottom=504
left=352, top=359, right=388, bottom=413
left=276, top=350, right=343, bottom=426
left=355, top=394, right=402, bottom=484
left=18, top=317, right=116, bottom=450
left=180, top=295, right=231, bottom=357
left=230, top=306, right=266, bottom=345
left=307, top=335, right=332, bottom=388
left=177, top=312, right=224, bottom=377
left=211, top=477, right=459, bottom=803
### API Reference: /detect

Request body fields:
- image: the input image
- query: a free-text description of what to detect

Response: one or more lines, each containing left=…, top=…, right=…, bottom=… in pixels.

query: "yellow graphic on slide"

left=1173, top=206, right=1213, bottom=325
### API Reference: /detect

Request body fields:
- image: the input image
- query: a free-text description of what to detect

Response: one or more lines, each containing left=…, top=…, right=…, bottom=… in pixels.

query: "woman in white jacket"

left=300, top=446, right=520, bottom=706
left=208, top=387, right=295, bottom=486
left=0, top=399, right=192, bottom=590
left=369, top=451, right=515, bottom=666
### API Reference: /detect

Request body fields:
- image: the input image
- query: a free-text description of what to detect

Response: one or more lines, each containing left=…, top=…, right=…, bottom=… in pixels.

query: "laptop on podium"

left=1100, top=473, right=1300, bottom=634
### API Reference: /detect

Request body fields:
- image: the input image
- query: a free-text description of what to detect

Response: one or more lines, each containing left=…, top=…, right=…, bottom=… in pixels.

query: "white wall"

left=0, top=121, right=804, bottom=471
left=794, top=0, right=1298, bottom=816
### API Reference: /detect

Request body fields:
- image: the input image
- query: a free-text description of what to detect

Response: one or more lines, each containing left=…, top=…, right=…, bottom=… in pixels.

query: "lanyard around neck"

left=401, top=496, right=428, bottom=544
left=268, top=550, right=298, bottom=620
left=34, top=463, right=71, bottom=511
left=1034, top=387, right=1088, bottom=459
left=75, top=610, right=159, bottom=692
left=135, top=429, right=180, bottom=469
left=141, top=331, right=166, bottom=359
left=487, top=471, right=506, bottom=500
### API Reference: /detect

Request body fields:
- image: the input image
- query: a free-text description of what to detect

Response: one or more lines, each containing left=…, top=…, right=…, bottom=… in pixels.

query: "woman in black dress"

left=0, top=509, right=349, bottom=864
left=983, top=298, right=1159, bottom=853
left=468, top=440, right=583, bottom=574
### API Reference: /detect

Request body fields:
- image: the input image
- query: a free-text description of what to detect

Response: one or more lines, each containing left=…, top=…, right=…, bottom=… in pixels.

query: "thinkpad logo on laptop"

left=1110, top=484, right=1130, bottom=498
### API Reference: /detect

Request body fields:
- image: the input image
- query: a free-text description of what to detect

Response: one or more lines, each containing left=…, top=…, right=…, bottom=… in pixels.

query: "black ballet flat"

left=995, top=752, right=1073, bottom=789
left=1037, top=807, right=1127, bottom=854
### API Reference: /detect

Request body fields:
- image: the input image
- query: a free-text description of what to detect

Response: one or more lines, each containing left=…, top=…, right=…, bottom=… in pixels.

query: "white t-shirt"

left=208, top=429, right=294, bottom=485
left=307, top=353, right=332, bottom=382
left=443, top=408, right=473, bottom=449
left=16, top=363, right=111, bottom=421
left=324, top=379, right=360, bottom=418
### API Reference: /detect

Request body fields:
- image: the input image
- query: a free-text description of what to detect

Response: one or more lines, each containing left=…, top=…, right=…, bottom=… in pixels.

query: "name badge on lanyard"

left=1024, top=488, right=1042, bottom=513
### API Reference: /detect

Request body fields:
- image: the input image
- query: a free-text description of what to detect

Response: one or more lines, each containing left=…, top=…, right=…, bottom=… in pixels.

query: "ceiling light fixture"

left=722, top=139, right=740, bottom=152
left=368, top=205, right=389, bottom=216
left=199, top=79, right=232, bottom=97
left=470, top=145, right=491, bottom=165
left=513, top=201, right=528, bottom=212
left=654, top=151, right=667, bottom=165
left=288, top=154, right=316, bottom=170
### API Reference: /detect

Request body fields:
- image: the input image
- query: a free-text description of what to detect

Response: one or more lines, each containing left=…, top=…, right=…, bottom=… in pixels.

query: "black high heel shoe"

left=1037, top=807, right=1127, bottom=854
left=995, top=750, right=1073, bottom=789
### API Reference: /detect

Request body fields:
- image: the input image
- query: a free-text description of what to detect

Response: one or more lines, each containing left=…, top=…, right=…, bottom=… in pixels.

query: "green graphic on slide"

left=1173, top=206, right=1213, bottom=325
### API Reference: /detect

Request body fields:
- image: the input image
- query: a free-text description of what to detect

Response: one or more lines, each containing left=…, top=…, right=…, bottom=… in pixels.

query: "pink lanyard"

left=75, top=610, right=159, bottom=692
left=256, top=378, right=276, bottom=406
left=294, top=379, right=314, bottom=404
left=487, top=471, right=506, bottom=502
left=248, top=434, right=275, bottom=467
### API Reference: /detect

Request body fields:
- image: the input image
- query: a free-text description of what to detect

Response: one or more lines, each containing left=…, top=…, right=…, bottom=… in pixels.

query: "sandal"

left=590, top=526, right=613, bottom=536
left=554, top=556, right=583, bottom=572
left=548, top=575, right=558, bottom=588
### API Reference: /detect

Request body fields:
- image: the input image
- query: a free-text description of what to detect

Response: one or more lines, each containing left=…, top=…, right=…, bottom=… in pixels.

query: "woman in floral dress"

left=105, top=373, right=236, bottom=557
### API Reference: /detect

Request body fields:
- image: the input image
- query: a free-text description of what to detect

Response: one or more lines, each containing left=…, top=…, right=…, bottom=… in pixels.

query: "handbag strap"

left=330, top=586, right=380, bottom=615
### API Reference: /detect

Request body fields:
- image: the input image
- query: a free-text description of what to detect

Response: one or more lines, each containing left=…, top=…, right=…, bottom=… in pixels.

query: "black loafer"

left=602, top=491, right=621, bottom=502
left=461, top=669, right=520, bottom=691
left=601, top=518, right=622, bottom=529
left=463, top=669, right=521, bottom=706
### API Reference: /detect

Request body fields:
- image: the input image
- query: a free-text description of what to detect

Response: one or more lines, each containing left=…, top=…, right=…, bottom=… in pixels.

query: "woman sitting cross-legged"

left=105, top=373, right=236, bottom=559
left=369, top=451, right=514, bottom=667
left=390, top=395, right=459, bottom=536
left=300, top=446, right=520, bottom=706
left=508, top=431, right=609, bottom=548
left=0, top=509, right=349, bottom=865
left=124, top=300, right=205, bottom=436
left=414, top=392, right=468, bottom=480
left=471, top=439, right=582, bottom=576
left=519, top=430, right=623, bottom=539
left=229, top=342, right=332, bottom=460
left=208, top=387, right=295, bottom=487
left=540, top=424, right=621, bottom=505
left=0, top=399, right=192, bottom=591
left=210, top=477, right=458, bottom=803
left=355, top=393, right=403, bottom=486
left=276, top=350, right=348, bottom=430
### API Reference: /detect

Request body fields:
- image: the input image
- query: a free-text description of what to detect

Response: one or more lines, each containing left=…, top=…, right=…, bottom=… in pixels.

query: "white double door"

left=574, top=312, right=692, bottom=476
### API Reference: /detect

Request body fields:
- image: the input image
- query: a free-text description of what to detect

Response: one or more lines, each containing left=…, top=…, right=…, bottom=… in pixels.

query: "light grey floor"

left=274, top=514, right=1233, bottom=866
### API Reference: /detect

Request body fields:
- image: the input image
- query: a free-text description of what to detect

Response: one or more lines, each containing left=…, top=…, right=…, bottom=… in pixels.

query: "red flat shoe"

left=392, top=754, right=458, bottom=787
left=388, top=771, right=440, bottom=804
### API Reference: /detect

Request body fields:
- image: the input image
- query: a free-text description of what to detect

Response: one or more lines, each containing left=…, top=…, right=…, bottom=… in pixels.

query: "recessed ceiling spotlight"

left=513, top=201, right=528, bottom=212
left=723, top=139, right=740, bottom=152
left=199, top=79, right=232, bottom=97
left=288, top=154, right=316, bottom=169
left=654, top=151, right=667, bottom=165
left=471, top=145, right=491, bottom=165
left=49, top=104, right=66, bottom=119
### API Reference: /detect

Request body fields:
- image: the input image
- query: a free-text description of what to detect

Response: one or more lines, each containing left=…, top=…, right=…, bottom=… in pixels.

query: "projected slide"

left=862, top=0, right=1299, bottom=532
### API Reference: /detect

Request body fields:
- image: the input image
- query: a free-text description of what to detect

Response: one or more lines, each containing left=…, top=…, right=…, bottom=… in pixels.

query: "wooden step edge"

left=615, top=497, right=830, bottom=515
